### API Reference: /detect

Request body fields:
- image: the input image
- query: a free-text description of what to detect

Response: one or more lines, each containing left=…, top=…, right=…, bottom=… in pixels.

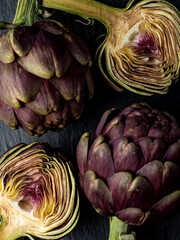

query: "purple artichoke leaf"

left=151, top=190, right=180, bottom=217
left=161, top=161, right=180, bottom=196
left=102, top=116, right=125, bottom=142
left=0, top=61, right=21, bottom=108
left=44, top=105, right=71, bottom=131
left=84, top=67, right=95, bottom=100
left=123, top=116, right=149, bottom=140
left=0, top=60, right=44, bottom=108
left=115, top=208, right=150, bottom=226
left=44, top=32, right=72, bottom=77
left=63, top=30, right=92, bottom=66
left=94, top=109, right=121, bottom=138
left=163, top=141, right=180, bottom=164
left=33, top=19, right=66, bottom=35
left=0, top=100, right=18, bottom=129
left=136, top=137, right=167, bottom=163
left=51, top=60, right=85, bottom=102
left=0, top=31, right=15, bottom=63
left=18, top=30, right=55, bottom=79
left=137, top=160, right=165, bottom=198
left=26, top=80, right=64, bottom=115
left=10, top=26, right=38, bottom=57
left=87, top=136, right=115, bottom=180
left=148, top=123, right=170, bottom=143
left=119, top=103, right=146, bottom=116
left=112, top=137, right=144, bottom=172
left=94, top=109, right=116, bottom=138
left=14, top=106, right=45, bottom=136
left=108, top=172, right=133, bottom=211
left=69, top=94, right=85, bottom=119
left=169, top=121, right=180, bottom=143
left=126, top=176, right=155, bottom=210
left=76, top=132, right=90, bottom=179
left=84, top=170, right=115, bottom=215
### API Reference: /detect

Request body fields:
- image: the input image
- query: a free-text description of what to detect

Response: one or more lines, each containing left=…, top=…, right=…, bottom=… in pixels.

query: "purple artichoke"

left=77, top=103, right=180, bottom=227
left=0, top=19, right=94, bottom=136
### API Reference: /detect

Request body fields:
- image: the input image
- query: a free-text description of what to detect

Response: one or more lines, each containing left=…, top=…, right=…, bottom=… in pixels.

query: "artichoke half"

left=77, top=103, right=180, bottom=239
left=0, top=142, right=79, bottom=240
left=0, top=19, right=94, bottom=136
left=41, top=0, right=180, bottom=95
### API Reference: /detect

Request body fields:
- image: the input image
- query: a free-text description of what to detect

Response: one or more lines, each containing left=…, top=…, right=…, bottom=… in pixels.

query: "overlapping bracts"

left=77, top=103, right=180, bottom=225
left=0, top=20, right=94, bottom=136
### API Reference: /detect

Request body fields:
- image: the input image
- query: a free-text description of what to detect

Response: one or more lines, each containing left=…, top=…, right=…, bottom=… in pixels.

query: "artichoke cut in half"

left=0, top=142, right=79, bottom=240
left=96, top=0, right=180, bottom=95
left=41, top=0, right=180, bottom=95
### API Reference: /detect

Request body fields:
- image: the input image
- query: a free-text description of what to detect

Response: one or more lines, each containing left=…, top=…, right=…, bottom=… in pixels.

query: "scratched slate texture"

left=0, top=0, right=180, bottom=239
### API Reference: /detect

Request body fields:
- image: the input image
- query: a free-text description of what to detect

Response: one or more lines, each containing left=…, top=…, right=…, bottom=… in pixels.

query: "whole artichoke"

left=0, top=19, right=94, bottom=136
left=0, top=142, right=79, bottom=240
left=42, top=0, right=180, bottom=95
left=77, top=103, right=180, bottom=229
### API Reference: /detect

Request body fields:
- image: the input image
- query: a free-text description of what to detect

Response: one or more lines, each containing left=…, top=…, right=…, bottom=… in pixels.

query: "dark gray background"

left=1, top=0, right=180, bottom=239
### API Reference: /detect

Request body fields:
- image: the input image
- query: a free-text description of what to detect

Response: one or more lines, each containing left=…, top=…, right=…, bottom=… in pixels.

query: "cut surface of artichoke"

left=41, top=0, right=180, bottom=95
left=0, top=142, right=79, bottom=240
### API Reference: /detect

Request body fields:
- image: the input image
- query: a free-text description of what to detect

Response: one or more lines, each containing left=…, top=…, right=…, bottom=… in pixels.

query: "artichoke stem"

left=0, top=21, right=17, bottom=29
left=13, top=0, right=39, bottom=26
left=41, top=0, right=121, bottom=27
left=108, top=217, right=136, bottom=240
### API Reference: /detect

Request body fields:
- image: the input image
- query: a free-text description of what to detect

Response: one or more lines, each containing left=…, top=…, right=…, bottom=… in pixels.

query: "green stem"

left=108, top=217, right=136, bottom=240
left=41, top=0, right=122, bottom=27
left=13, top=0, right=39, bottom=26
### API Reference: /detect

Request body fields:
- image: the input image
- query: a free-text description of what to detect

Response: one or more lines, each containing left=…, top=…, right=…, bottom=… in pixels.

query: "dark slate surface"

left=0, top=0, right=180, bottom=239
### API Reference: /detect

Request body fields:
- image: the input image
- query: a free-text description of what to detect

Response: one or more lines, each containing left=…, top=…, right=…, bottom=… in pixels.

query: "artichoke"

left=41, top=0, right=180, bottom=95
left=76, top=102, right=180, bottom=239
left=0, top=0, right=94, bottom=136
left=0, top=142, right=79, bottom=240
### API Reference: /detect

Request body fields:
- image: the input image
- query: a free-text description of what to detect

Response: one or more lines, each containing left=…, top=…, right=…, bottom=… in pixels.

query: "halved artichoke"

left=0, top=142, right=79, bottom=240
left=41, top=0, right=180, bottom=95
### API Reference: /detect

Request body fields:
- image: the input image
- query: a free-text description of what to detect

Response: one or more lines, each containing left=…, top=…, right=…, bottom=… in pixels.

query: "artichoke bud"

left=0, top=142, right=79, bottom=240
left=0, top=19, right=94, bottom=136
left=77, top=103, right=180, bottom=226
